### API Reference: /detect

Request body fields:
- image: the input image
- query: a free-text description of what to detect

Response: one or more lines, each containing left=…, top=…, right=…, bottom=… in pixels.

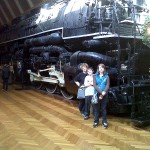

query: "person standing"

left=84, top=67, right=94, bottom=120
left=93, top=64, right=110, bottom=128
left=2, top=63, right=10, bottom=91
left=74, top=63, right=88, bottom=116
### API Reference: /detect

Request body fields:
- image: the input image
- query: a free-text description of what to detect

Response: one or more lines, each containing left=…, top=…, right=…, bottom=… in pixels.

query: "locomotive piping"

left=70, top=51, right=117, bottom=67
left=24, top=32, right=63, bottom=46
left=29, top=45, right=67, bottom=54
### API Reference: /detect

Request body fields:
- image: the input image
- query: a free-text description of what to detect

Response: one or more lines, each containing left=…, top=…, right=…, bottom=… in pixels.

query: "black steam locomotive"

left=0, top=0, right=150, bottom=125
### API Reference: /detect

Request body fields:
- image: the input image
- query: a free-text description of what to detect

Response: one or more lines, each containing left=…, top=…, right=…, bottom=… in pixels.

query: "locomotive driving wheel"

left=31, top=81, right=43, bottom=89
left=45, top=83, right=57, bottom=94
left=60, top=88, right=73, bottom=100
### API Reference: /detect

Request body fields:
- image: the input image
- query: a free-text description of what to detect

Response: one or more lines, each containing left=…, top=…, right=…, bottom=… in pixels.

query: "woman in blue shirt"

left=93, top=64, right=110, bottom=128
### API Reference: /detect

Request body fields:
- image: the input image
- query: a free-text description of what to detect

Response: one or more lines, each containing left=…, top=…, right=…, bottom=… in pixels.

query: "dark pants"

left=93, top=93, right=108, bottom=124
left=3, top=78, right=9, bottom=91
left=78, top=99, right=85, bottom=114
left=84, top=96, right=92, bottom=117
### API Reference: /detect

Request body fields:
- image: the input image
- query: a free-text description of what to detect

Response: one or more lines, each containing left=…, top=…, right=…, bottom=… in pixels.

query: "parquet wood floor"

left=0, top=84, right=150, bottom=150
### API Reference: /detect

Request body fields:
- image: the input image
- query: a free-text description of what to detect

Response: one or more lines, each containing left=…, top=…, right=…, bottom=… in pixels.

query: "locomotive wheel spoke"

left=45, top=83, right=57, bottom=94
left=60, top=88, right=73, bottom=100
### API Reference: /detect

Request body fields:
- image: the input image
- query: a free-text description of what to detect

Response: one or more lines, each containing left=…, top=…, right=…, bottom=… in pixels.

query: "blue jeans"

left=84, top=96, right=92, bottom=117
left=78, top=99, right=85, bottom=114
left=93, top=93, right=108, bottom=124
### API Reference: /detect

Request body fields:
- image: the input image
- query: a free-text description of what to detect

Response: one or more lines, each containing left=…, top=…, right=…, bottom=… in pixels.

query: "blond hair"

left=80, top=63, right=88, bottom=69
left=88, top=67, right=94, bottom=72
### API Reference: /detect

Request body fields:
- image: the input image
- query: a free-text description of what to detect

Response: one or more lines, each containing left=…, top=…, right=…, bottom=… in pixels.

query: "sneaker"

left=2, top=89, right=6, bottom=92
left=84, top=116, right=89, bottom=120
left=81, top=113, right=85, bottom=117
left=102, top=122, right=108, bottom=129
left=93, top=122, right=99, bottom=128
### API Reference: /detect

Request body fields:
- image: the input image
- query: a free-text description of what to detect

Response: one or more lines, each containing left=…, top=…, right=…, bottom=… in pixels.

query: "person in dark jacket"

left=74, top=63, right=88, bottom=116
left=2, top=64, right=10, bottom=91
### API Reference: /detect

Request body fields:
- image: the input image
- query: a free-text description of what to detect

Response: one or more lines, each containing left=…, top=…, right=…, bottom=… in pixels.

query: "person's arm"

left=74, top=73, right=80, bottom=87
left=93, top=75, right=103, bottom=94
left=75, top=81, right=80, bottom=86
left=102, top=76, right=110, bottom=96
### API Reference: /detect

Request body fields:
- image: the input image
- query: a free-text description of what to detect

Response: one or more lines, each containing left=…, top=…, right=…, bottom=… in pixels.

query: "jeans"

left=3, top=78, right=9, bottom=91
left=93, top=93, right=108, bottom=124
left=84, top=96, right=92, bottom=117
left=78, top=99, right=85, bottom=114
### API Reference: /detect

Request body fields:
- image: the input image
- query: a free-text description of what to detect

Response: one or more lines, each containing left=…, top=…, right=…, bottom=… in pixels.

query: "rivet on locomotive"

left=0, top=0, right=150, bottom=126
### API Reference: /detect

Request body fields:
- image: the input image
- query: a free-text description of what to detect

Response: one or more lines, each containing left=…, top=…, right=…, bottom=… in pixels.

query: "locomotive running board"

left=93, top=34, right=142, bottom=39
left=63, top=32, right=100, bottom=40
left=0, top=27, right=64, bottom=45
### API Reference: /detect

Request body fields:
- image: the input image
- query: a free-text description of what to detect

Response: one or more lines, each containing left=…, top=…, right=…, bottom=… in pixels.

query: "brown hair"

left=97, top=63, right=106, bottom=74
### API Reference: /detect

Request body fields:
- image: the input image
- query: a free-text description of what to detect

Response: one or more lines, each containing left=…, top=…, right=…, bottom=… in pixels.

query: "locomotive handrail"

left=38, top=66, right=55, bottom=72
left=27, top=70, right=41, bottom=77
left=130, top=78, right=150, bottom=96
left=121, top=74, right=142, bottom=85
left=122, top=76, right=125, bottom=84
left=130, top=81, right=136, bottom=96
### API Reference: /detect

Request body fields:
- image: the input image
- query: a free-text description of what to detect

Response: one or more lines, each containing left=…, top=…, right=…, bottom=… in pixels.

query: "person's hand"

left=99, top=95, right=103, bottom=100
left=102, top=91, right=106, bottom=96
left=80, top=85, right=85, bottom=88
left=75, top=82, right=80, bottom=86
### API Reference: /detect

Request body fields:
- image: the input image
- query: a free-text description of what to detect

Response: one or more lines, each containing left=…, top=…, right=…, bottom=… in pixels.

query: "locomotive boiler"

left=0, top=0, right=150, bottom=125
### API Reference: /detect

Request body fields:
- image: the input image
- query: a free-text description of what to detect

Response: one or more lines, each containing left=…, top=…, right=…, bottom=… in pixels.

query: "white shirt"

left=84, top=75, right=94, bottom=96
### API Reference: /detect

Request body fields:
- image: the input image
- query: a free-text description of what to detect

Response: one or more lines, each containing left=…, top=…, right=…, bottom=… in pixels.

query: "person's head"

left=87, top=67, right=94, bottom=75
left=97, top=63, right=106, bottom=74
left=4, top=62, right=9, bottom=65
left=80, top=63, right=88, bottom=73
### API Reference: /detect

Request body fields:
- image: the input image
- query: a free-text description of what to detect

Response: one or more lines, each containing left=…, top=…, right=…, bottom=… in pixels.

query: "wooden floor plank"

left=0, top=84, right=150, bottom=150
left=0, top=99, right=77, bottom=150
